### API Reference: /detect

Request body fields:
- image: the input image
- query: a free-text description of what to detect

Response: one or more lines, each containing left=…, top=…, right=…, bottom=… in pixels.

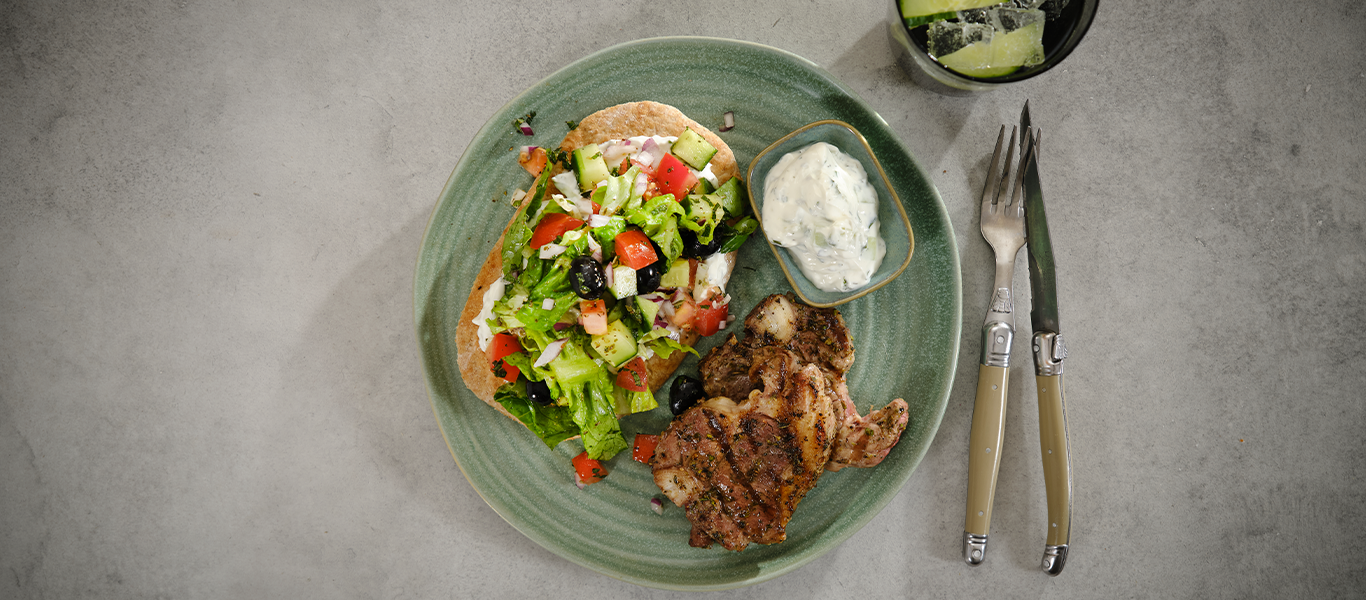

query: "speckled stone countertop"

left=2, top=1, right=1363, bottom=597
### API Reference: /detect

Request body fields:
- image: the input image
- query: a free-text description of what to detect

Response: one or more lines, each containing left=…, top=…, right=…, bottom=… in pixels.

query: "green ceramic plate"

left=415, top=37, right=961, bottom=591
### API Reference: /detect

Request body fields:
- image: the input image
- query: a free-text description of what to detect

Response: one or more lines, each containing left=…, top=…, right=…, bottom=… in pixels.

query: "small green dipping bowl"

left=746, top=120, right=915, bottom=308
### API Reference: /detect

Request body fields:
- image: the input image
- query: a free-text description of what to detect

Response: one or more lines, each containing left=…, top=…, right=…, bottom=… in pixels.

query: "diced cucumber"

left=670, top=128, right=718, bottom=171
left=899, top=0, right=997, bottom=20
left=659, top=259, right=690, bottom=289
left=635, top=294, right=661, bottom=326
left=694, top=177, right=715, bottom=195
left=710, top=176, right=746, bottom=217
left=937, top=18, right=1044, bottom=78
left=572, top=143, right=612, bottom=192
left=590, top=320, right=637, bottom=367
left=611, top=264, right=637, bottom=299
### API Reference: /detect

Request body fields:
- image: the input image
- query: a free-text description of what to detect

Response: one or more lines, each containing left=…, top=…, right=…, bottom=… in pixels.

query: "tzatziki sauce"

left=760, top=142, right=886, bottom=292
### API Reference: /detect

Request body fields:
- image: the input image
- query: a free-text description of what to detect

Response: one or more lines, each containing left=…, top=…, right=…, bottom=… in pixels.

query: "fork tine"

left=980, top=125, right=1007, bottom=208
left=994, top=126, right=1019, bottom=208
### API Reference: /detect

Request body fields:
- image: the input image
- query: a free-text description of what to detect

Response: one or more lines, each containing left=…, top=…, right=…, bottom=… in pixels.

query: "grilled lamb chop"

left=699, top=295, right=854, bottom=399
left=654, top=294, right=909, bottom=550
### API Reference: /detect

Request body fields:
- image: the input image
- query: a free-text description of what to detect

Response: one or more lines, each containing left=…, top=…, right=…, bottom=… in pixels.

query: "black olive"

left=527, top=379, right=552, bottom=405
left=668, top=375, right=706, bottom=415
left=636, top=261, right=663, bottom=294
left=569, top=255, right=606, bottom=299
left=635, top=240, right=668, bottom=294
left=680, top=228, right=720, bottom=259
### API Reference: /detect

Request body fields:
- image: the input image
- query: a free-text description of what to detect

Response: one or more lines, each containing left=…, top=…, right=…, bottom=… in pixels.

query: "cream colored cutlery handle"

left=1037, top=373, right=1072, bottom=575
left=964, top=364, right=1009, bottom=565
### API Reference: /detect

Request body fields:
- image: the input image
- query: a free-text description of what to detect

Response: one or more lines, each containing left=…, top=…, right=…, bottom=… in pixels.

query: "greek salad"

left=475, top=127, right=759, bottom=468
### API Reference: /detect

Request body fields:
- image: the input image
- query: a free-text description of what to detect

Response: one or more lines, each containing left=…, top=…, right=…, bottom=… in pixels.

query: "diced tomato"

left=591, top=201, right=601, bottom=214
left=518, top=146, right=548, bottom=176
left=488, top=332, right=523, bottom=383
left=632, top=434, right=660, bottom=464
left=614, top=230, right=658, bottom=270
left=572, top=451, right=608, bottom=485
left=579, top=299, right=607, bottom=335
left=672, top=297, right=697, bottom=327
left=694, top=300, right=729, bottom=337
left=616, top=356, right=649, bottom=392
left=530, top=213, right=585, bottom=249
left=653, top=153, right=697, bottom=199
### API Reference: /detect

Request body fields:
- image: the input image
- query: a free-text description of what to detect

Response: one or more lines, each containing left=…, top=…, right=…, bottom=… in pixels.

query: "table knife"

left=1021, top=101, right=1073, bottom=576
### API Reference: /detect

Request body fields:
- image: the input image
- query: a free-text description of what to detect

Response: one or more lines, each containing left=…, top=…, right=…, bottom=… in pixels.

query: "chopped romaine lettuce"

left=626, top=195, right=685, bottom=264
left=681, top=193, right=725, bottom=244
left=716, top=216, right=759, bottom=254
left=494, top=382, right=581, bottom=450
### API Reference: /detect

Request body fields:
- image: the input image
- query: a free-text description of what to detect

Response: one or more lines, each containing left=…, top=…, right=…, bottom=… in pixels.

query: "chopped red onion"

left=539, top=243, right=567, bottom=259
left=719, top=111, right=735, bottom=132
left=650, top=497, right=664, bottom=515
left=519, top=122, right=534, bottom=136
left=575, top=196, right=594, bottom=218
left=638, top=137, right=667, bottom=169
left=632, top=171, right=649, bottom=198
left=603, top=264, right=614, bottom=289
left=553, top=322, right=572, bottom=331
left=588, top=214, right=612, bottom=228
left=585, top=232, right=603, bottom=263
left=520, top=145, right=538, bottom=156
left=534, top=338, right=566, bottom=368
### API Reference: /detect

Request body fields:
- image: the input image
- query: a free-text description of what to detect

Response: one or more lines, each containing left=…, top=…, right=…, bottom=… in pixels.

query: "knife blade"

left=1021, top=101, right=1073, bottom=576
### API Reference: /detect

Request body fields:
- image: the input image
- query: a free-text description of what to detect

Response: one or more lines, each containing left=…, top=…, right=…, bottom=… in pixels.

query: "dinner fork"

left=963, top=124, right=1034, bottom=566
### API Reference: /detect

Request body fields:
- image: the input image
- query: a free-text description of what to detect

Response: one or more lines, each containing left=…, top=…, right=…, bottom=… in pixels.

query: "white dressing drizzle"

left=475, top=276, right=507, bottom=351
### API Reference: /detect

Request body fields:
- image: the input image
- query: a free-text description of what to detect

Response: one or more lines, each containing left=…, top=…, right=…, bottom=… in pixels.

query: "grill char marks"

left=654, top=349, right=836, bottom=550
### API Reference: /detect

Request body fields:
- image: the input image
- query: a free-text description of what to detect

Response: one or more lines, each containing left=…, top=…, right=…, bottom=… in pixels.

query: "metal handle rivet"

left=992, top=384, right=998, bottom=390
left=972, top=550, right=982, bottom=559
left=978, top=511, right=984, bottom=516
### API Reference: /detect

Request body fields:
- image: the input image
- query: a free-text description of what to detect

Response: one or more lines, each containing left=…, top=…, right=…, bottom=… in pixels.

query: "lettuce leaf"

left=715, top=216, right=759, bottom=254
left=494, top=382, right=581, bottom=450
left=514, top=290, right=576, bottom=333
left=500, top=165, right=557, bottom=278
left=681, top=193, right=725, bottom=244
left=626, top=195, right=685, bottom=264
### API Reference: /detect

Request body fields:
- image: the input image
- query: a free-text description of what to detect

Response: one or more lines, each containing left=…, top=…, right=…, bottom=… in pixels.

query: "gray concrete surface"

left=3, top=0, right=1364, bottom=597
